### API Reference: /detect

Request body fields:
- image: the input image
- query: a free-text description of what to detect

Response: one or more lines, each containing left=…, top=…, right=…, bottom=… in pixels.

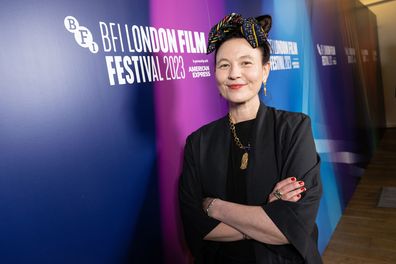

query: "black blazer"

left=179, top=102, right=323, bottom=264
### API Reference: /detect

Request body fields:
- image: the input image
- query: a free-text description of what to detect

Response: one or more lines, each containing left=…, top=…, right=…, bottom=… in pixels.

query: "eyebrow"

left=239, top=55, right=255, bottom=60
left=216, top=58, right=229, bottom=66
left=216, top=55, right=255, bottom=65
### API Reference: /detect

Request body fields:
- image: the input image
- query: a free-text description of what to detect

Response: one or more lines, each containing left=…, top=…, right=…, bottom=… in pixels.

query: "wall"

left=363, top=0, right=396, bottom=127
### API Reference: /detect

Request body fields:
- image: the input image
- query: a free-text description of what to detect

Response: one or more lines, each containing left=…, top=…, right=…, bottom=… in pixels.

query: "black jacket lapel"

left=247, top=103, right=280, bottom=205
left=200, top=116, right=230, bottom=199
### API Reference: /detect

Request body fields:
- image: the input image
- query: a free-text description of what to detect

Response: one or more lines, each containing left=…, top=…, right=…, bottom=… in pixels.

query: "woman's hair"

left=211, top=14, right=272, bottom=65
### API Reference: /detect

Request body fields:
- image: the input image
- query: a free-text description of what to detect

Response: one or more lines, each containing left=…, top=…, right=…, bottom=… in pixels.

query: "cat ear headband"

left=206, top=13, right=272, bottom=54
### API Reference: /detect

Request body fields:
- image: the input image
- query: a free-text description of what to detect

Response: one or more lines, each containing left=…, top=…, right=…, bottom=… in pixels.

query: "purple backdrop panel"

left=150, top=1, right=227, bottom=263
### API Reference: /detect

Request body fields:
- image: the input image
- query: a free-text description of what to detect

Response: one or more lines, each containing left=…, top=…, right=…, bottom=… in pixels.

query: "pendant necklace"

left=228, top=113, right=252, bottom=170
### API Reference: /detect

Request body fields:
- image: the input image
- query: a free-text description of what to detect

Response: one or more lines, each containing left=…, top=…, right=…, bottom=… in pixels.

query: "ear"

left=262, top=62, right=270, bottom=80
left=256, top=15, right=272, bottom=34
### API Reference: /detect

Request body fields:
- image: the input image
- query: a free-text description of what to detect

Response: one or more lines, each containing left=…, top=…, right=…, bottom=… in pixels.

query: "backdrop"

left=0, top=0, right=384, bottom=263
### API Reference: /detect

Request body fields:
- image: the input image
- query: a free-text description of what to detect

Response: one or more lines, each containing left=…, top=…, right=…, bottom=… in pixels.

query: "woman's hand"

left=268, top=177, right=306, bottom=203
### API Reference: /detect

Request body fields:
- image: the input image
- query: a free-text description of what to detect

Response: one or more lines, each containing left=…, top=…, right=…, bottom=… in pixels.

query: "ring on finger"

left=273, top=189, right=283, bottom=200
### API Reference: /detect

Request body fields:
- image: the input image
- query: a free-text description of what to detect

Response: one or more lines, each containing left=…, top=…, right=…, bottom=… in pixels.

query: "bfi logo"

left=64, top=16, right=99, bottom=53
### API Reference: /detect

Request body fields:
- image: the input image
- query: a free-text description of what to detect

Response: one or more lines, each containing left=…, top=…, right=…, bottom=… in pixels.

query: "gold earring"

left=263, top=81, right=267, bottom=96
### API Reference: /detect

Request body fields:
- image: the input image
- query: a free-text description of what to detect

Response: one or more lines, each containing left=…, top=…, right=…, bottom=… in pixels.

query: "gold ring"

left=274, top=189, right=283, bottom=200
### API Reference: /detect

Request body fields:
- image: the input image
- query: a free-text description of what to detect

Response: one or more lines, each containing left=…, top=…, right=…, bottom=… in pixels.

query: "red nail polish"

left=297, top=194, right=301, bottom=198
left=291, top=177, right=296, bottom=181
left=299, top=181, right=304, bottom=185
left=301, top=187, right=306, bottom=191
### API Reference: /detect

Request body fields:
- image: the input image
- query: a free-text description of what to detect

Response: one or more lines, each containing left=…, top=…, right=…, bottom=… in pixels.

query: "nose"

left=228, top=65, right=241, bottom=80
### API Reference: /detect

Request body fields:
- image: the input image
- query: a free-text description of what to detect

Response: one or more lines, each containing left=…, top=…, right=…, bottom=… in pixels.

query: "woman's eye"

left=218, top=64, right=230, bottom=69
left=242, top=61, right=252, bottom=66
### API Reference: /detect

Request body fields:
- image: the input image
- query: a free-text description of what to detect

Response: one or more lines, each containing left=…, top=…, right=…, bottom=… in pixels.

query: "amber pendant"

left=240, top=152, right=249, bottom=170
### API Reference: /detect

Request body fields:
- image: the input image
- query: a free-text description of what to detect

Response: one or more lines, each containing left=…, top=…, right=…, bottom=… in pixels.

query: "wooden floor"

left=322, top=128, right=396, bottom=264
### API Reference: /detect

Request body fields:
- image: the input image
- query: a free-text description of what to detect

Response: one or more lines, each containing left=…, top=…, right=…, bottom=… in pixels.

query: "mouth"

left=227, top=84, right=246, bottom=90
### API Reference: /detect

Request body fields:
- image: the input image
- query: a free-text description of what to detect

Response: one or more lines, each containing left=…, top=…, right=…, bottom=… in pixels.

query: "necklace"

left=228, top=113, right=252, bottom=170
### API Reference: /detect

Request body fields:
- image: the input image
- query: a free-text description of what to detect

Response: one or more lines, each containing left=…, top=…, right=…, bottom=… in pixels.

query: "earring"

left=263, top=81, right=267, bottom=96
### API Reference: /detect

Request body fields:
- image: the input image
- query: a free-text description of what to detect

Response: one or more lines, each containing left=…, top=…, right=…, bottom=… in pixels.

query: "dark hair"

left=214, top=15, right=272, bottom=65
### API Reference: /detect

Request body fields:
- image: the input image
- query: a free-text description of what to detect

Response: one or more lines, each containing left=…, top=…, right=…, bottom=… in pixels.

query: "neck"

left=228, top=96, right=260, bottom=123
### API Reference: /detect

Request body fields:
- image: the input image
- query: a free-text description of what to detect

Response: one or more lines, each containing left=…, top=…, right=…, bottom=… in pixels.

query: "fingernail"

left=297, top=194, right=301, bottom=198
left=301, top=187, right=306, bottom=191
left=299, top=181, right=304, bottom=185
left=291, top=177, right=296, bottom=181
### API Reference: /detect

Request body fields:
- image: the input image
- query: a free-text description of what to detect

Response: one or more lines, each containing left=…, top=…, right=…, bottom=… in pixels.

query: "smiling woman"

left=214, top=38, right=269, bottom=107
left=178, top=13, right=323, bottom=264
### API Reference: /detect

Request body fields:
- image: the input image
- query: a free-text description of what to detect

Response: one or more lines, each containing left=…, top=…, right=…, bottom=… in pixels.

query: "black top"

left=179, top=102, right=323, bottom=264
left=216, top=119, right=256, bottom=263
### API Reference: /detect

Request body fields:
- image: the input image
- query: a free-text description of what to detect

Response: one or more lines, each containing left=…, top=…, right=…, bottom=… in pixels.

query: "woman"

left=179, top=13, right=322, bottom=264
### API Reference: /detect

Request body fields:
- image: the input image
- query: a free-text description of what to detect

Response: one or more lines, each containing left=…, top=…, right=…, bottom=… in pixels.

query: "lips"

left=228, top=84, right=246, bottom=90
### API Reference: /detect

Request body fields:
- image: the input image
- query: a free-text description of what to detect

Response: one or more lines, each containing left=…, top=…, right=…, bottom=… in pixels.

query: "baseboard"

left=386, top=122, right=396, bottom=128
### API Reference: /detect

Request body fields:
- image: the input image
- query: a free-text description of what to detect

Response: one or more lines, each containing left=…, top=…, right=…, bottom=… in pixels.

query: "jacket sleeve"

left=178, top=134, right=220, bottom=259
left=261, top=114, right=322, bottom=262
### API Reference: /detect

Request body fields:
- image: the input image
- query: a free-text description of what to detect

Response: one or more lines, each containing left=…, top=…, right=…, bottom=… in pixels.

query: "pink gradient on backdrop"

left=151, top=0, right=226, bottom=262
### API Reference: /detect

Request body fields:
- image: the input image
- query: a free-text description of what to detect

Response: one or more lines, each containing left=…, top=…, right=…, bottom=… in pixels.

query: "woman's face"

left=215, top=38, right=270, bottom=105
